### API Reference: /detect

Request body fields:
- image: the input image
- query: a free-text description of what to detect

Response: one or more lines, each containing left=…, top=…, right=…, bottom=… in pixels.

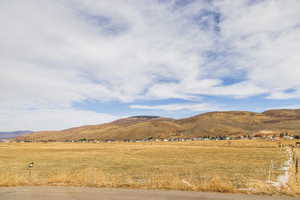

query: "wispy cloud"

left=130, top=103, right=220, bottom=112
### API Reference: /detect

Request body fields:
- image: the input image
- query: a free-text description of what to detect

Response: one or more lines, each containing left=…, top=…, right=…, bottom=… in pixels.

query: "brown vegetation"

left=0, top=140, right=299, bottom=196
left=16, top=109, right=300, bottom=142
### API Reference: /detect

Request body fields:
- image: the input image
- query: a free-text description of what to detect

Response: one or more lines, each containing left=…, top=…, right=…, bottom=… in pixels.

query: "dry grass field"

left=0, top=140, right=299, bottom=196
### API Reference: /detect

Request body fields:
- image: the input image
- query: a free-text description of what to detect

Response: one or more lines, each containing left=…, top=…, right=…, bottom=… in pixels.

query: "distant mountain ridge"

left=129, top=116, right=160, bottom=119
left=0, top=130, right=33, bottom=139
left=15, top=109, right=300, bottom=142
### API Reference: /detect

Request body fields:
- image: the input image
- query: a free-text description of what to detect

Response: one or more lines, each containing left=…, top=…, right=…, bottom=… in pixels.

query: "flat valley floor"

left=0, top=140, right=299, bottom=196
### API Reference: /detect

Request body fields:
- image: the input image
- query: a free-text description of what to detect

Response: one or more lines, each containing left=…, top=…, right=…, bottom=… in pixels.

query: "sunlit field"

left=0, top=140, right=299, bottom=196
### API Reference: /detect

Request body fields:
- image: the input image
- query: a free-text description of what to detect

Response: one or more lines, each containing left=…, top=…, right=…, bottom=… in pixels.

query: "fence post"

left=296, top=158, right=299, bottom=183
left=27, top=162, right=34, bottom=182
left=268, top=160, right=273, bottom=183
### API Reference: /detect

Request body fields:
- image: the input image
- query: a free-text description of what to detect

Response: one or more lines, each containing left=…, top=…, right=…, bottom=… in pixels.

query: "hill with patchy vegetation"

left=15, top=109, right=300, bottom=141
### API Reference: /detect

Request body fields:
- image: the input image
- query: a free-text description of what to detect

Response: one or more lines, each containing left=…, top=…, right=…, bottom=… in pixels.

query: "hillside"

left=16, top=116, right=181, bottom=141
left=16, top=110, right=300, bottom=141
left=262, top=109, right=300, bottom=119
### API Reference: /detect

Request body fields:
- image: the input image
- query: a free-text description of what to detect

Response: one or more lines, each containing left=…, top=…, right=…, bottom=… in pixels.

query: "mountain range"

left=15, top=109, right=300, bottom=142
left=0, top=130, right=33, bottom=139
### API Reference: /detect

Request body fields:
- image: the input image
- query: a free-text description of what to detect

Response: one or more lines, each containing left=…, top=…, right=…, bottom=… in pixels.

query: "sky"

left=1, top=0, right=300, bottom=131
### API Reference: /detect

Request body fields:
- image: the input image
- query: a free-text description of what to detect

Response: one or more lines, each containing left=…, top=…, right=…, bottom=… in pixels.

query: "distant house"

left=105, top=139, right=115, bottom=143
left=283, top=135, right=294, bottom=140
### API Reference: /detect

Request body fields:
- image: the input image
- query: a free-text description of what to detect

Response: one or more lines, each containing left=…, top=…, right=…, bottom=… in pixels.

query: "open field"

left=0, top=140, right=299, bottom=196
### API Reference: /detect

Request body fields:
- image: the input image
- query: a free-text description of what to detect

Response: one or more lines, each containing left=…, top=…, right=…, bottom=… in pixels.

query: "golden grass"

left=0, top=140, right=299, bottom=195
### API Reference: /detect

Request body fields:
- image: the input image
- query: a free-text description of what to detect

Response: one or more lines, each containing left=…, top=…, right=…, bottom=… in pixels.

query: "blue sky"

left=0, top=0, right=300, bottom=131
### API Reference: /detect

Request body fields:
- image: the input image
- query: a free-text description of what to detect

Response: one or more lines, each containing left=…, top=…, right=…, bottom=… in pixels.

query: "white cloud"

left=215, top=0, right=300, bottom=99
left=0, top=0, right=215, bottom=130
left=266, top=90, right=300, bottom=100
left=130, top=103, right=220, bottom=112
left=2, top=0, right=299, bottom=106
left=265, top=105, right=300, bottom=110
left=0, top=0, right=217, bottom=104
left=1, top=0, right=300, bottom=130
left=0, top=108, right=118, bottom=132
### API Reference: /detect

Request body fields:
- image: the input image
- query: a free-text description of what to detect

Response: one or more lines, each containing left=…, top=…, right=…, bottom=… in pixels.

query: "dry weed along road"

left=0, top=187, right=298, bottom=200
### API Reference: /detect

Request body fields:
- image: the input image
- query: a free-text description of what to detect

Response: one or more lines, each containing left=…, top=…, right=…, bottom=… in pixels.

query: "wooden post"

left=296, top=158, right=299, bottom=183
left=27, top=162, right=34, bottom=182
left=268, top=160, right=273, bottom=183
left=292, top=147, right=295, bottom=162
left=28, top=168, right=32, bottom=181
left=94, top=168, right=96, bottom=185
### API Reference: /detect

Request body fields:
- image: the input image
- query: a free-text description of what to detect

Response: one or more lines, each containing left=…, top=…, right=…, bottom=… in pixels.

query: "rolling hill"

left=15, top=109, right=300, bottom=142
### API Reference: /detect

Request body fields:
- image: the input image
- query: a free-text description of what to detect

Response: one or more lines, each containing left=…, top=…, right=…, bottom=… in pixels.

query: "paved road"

left=0, top=187, right=298, bottom=200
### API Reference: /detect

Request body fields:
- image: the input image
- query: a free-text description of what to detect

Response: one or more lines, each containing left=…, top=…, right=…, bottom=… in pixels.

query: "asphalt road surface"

left=0, top=187, right=298, bottom=200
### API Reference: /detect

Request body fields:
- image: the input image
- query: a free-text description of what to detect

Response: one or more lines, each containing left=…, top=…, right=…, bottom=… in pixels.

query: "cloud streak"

left=130, top=103, right=220, bottom=112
